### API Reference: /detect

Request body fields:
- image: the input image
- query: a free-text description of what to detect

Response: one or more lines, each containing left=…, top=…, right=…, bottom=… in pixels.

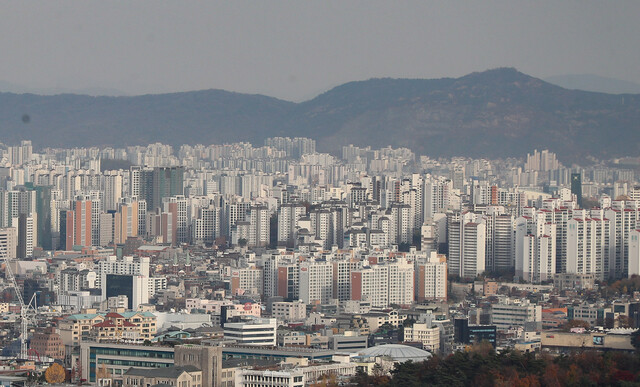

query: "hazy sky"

left=1, top=1, right=639, bottom=101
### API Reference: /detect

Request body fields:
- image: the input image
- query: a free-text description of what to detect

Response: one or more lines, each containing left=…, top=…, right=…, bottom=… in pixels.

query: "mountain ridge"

left=1, top=68, right=639, bottom=163
left=545, top=74, right=640, bottom=95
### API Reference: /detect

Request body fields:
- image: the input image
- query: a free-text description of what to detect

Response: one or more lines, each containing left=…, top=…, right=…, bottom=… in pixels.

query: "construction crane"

left=3, top=258, right=37, bottom=360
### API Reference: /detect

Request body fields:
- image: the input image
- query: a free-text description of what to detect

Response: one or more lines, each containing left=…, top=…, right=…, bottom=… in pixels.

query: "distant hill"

left=545, top=74, right=640, bottom=94
left=0, top=89, right=295, bottom=148
left=1, top=68, right=639, bottom=163
left=0, top=80, right=127, bottom=97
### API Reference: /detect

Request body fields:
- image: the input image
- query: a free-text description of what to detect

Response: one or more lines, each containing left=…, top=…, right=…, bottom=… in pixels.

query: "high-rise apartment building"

left=461, top=222, right=486, bottom=279
left=16, top=214, right=34, bottom=258
left=8, top=140, right=32, bottom=165
left=137, top=199, right=147, bottom=237
left=192, top=206, right=221, bottom=245
left=103, top=172, right=123, bottom=212
left=566, top=216, right=609, bottom=280
left=388, top=203, right=412, bottom=245
left=492, top=214, right=515, bottom=272
left=114, top=198, right=139, bottom=244
left=387, top=258, right=415, bottom=306
left=605, top=201, right=640, bottom=279
left=230, top=266, right=263, bottom=296
left=310, top=209, right=333, bottom=249
left=298, top=261, right=333, bottom=305
left=99, top=212, right=114, bottom=246
left=629, top=230, right=640, bottom=277
left=247, top=205, right=270, bottom=248
left=0, top=228, right=17, bottom=259
left=351, top=259, right=414, bottom=308
left=277, top=203, right=306, bottom=247
left=66, top=196, right=93, bottom=250
left=162, top=195, right=188, bottom=244
left=134, top=167, right=184, bottom=211
left=515, top=212, right=556, bottom=283
left=332, top=259, right=355, bottom=301
left=525, top=149, right=560, bottom=172
left=571, top=173, right=583, bottom=208
left=415, top=252, right=448, bottom=302
left=448, top=212, right=487, bottom=278
left=351, top=264, right=390, bottom=308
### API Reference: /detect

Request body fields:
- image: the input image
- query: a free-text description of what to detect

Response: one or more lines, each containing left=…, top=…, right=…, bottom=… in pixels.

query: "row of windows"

left=97, top=358, right=172, bottom=367
left=93, top=347, right=174, bottom=359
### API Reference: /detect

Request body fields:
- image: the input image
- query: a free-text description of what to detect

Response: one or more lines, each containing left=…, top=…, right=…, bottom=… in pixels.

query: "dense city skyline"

left=1, top=1, right=639, bottom=383
left=0, top=137, right=638, bottom=384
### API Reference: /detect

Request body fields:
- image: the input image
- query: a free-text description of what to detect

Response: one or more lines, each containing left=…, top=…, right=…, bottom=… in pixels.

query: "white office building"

left=224, top=317, right=277, bottom=346
left=491, top=299, right=542, bottom=330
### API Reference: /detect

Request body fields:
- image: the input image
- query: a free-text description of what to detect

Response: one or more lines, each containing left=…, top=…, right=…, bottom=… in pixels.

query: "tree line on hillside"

left=340, top=345, right=640, bottom=387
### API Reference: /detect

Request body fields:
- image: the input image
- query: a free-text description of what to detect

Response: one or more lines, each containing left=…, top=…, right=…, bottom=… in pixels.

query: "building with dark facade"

left=138, top=167, right=184, bottom=211
left=454, top=318, right=497, bottom=348
left=571, top=173, right=582, bottom=207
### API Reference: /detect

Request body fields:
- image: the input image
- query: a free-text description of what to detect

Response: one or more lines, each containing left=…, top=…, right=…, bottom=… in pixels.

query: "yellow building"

left=59, top=313, right=106, bottom=346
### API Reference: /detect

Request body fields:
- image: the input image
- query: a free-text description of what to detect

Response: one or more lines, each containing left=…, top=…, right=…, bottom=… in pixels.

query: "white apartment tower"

left=388, top=203, right=412, bottom=245
left=0, top=228, right=17, bottom=259
left=248, top=205, right=270, bottom=248
left=492, top=213, right=515, bottom=272
left=129, top=166, right=141, bottom=198
left=192, top=206, right=221, bottom=245
left=162, top=195, right=189, bottom=244
left=566, top=215, right=609, bottom=280
left=351, top=264, right=390, bottom=308
left=424, top=177, right=452, bottom=221
left=387, top=258, right=415, bottom=306
left=605, top=201, right=640, bottom=279
left=461, top=222, right=486, bottom=278
left=448, top=212, right=486, bottom=278
left=351, top=259, right=415, bottom=308
left=102, top=172, right=123, bottom=212
left=277, top=203, right=306, bottom=247
left=96, top=255, right=150, bottom=288
left=298, top=261, right=334, bottom=305
left=629, top=229, right=640, bottom=277
left=310, top=209, right=333, bottom=249
left=515, top=212, right=556, bottom=283
left=332, top=260, right=355, bottom=301
left=415, top=252, right=448, bottom=302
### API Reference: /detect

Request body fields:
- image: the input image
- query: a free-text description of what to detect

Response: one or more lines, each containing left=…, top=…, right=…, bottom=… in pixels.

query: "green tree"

left=351, top=368, right=377, bottom=386
left=389, top=361, right=421, bottom=387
